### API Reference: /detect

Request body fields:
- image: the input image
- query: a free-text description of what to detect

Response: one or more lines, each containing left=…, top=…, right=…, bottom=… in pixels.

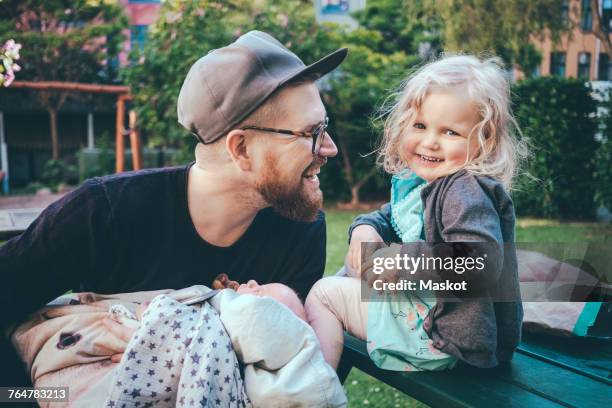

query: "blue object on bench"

left=337, top=331, right=611, bottom=407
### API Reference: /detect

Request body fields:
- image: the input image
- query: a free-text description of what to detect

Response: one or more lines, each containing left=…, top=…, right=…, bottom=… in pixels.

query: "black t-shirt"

left=0, top=164, right=326, bottom=329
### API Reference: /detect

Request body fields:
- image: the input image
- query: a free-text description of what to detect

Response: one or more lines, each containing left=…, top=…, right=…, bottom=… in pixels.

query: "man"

left=0, top=31, right=347, bottom=386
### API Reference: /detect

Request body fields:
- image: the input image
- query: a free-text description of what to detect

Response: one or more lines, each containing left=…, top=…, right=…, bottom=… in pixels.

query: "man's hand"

left=346, top=224, right=385, bottom=277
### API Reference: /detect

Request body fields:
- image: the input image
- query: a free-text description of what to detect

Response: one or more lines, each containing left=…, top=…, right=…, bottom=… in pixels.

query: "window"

left=550, top=52, right=566, bottom=76
left=562, top=0, right=570, bottom=24
left=130, top=25, right=148, bottom=52
left=599, top=53, right=612, bottom=80
left=581, top=0, right=592, bottom=31
left=604, top=0, right=612, bottom=31
left=321, top=0, right=350, bottom=14
left=578, top=52, right=591, bottom=78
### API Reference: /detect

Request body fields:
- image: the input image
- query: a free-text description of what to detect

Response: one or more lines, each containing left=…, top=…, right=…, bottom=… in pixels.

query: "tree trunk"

left=39, top=91, right=68, bottom=161
left=349, top=185, right=360, bottom=207
left=336, top=133, right=358, bottom=207
left=48, top=108, right=59, bottom=160
left=336, top=131, right=382, bottom=209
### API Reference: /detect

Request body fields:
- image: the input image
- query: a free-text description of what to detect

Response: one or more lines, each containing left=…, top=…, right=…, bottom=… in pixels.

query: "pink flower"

left=1, top=38, right=22, bottom=86
left=3, top=39, right=15, bottom=51
left=9, top=43, right=21, bottom=60
left=3, top=70, right=15, bottom=87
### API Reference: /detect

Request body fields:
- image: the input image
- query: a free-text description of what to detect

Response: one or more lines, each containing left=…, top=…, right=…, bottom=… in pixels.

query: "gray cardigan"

left=349, top=170, right=522, bottom=368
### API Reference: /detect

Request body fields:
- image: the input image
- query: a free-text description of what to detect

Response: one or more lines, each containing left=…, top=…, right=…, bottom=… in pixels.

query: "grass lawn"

left=324, top=208, right=612, bottom=407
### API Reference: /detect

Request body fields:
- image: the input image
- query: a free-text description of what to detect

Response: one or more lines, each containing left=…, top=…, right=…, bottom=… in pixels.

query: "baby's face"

left=237, top=280, right=307, bottom=321
left=401, top=90, right=481, bottom=182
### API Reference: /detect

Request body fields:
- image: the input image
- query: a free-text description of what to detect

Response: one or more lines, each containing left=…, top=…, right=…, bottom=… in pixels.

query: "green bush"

left=594, top=86, right=612, bottom=211
left=41, top=159, right=78, bottom=191
left=77, top=147, right=115, bottom=181
left=512, top=77, right=599, bottom=220
left=77, top=145, right=185, bottom=182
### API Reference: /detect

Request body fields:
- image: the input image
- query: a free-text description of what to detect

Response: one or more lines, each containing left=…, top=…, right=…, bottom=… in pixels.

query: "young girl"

left=305, top=54, right=526, bottom=371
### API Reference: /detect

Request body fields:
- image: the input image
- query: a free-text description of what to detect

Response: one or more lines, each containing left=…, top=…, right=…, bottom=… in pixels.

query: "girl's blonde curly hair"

left=377, top=54, right=529, bottom=191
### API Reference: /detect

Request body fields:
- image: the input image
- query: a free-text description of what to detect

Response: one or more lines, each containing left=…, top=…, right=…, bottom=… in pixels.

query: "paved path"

left=0, top=192, right=67, bottom=210
left=0, top=192, right=69, bottom=239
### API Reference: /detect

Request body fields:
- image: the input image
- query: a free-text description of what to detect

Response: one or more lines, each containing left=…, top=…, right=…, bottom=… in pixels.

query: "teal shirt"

left=367, top=172, right=457, bottom=371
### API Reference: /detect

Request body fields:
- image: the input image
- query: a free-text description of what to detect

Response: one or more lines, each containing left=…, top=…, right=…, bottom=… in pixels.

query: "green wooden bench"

left=337, top=331, right=611, bottom=407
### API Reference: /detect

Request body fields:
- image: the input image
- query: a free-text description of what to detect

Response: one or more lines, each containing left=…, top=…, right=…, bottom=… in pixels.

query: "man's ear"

left=226, top=129, right=251, bottom=171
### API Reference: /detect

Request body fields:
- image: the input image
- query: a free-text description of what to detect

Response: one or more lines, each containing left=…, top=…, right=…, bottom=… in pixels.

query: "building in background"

left=528, top=0, right=611, bottom=83
left=120, top=0, right=162, bottom=64
left=315, top=0, right=366, bottom=29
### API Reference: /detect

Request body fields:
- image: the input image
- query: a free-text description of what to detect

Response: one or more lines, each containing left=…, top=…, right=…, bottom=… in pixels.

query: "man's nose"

left=317, top=132, right=338, bottom=158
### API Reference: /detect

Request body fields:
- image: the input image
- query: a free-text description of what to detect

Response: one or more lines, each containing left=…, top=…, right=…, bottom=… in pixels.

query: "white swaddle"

left=210, top=289, right=347, bottom=407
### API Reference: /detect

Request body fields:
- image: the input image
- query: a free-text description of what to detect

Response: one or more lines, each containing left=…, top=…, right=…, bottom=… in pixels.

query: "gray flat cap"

left=177, top=30, right=348, bottom=144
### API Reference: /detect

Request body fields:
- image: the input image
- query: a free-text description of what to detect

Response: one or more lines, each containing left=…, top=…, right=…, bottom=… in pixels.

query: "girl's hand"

left=363, top=244, right=403, bottom=290
left=346, top=225, right=384, bottom=277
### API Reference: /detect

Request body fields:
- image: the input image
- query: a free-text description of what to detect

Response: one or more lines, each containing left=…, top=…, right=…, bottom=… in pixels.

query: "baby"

left=213, top=273, right=307, bottom=321
left=12, top=277, right=345, bottom=407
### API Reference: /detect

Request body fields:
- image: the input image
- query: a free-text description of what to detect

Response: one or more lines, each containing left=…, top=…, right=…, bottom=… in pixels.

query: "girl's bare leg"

left=305, top=276, right=367, bottom=369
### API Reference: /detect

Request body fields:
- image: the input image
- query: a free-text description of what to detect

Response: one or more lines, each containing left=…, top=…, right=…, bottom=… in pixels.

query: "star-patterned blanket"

left=105, top=294, right=251, bottom=408
left=13, top=286, right=346, bottom=407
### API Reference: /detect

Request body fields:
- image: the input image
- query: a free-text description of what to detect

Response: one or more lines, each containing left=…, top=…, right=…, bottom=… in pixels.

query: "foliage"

left=594, top=86, right=612, bottom=210
left=423, top=0, right=570, bottom=74
left=512, top=77, right=599, bottom=219
left=0, top=0, right=126, bottom=83
left=41, top=158, right=77, bottom=191
left=351, top=0, right=441, bottom=57
left=324, top=38, right=417, bottom=204
left=20, top=181, right=48, bottom=195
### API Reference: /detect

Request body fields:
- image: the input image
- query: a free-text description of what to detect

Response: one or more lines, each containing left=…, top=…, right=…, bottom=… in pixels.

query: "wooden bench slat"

left=340, top=333, right=612, bottom=408
left=341, top=335, right=562, bottom=408
left=487, top=352, right=611, bottom=407
left=518, top=332, right=612, bottom=384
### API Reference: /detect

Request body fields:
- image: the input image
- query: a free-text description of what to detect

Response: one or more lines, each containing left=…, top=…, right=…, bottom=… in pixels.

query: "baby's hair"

left=376, top=54, right=529, bottom=191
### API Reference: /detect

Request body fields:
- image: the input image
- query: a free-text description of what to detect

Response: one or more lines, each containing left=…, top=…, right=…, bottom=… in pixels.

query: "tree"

left=424, top=0, right=570, bottom=75
left=351, top=0, right=442, bottom=57
left=324, top=32, right=417, bottom=206
left=0, top=0, right=126, bottom=159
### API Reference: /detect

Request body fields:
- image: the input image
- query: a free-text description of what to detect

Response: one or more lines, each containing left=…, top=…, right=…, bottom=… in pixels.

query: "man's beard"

left=256, top=154, right=324, bottom=222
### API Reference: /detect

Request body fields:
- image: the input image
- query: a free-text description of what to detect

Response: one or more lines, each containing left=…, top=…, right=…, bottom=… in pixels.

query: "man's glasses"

left=240, top=117, right=329, bottom=155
